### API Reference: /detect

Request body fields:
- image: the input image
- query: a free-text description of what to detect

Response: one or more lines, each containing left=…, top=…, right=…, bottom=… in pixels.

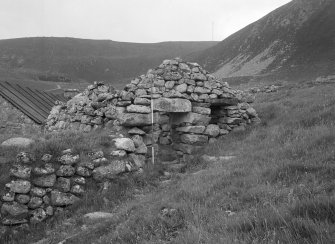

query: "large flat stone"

left=92, top=160, right=126, bottom=181
left=180, top=134, right=208, bottom=145
left=153, top=98, right=191, bottom=112
left=1, top=137, right=34, bottom=147
left=170, top=112, right=211, bottom=125
left=118, top=113, right=169, bottom=126
left=176, top=126, right=206, bottom=134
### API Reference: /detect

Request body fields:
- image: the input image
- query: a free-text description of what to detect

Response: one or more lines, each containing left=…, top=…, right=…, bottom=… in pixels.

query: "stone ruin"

left=1, top=58, right=261, bottom=225
left=46, top=58, right=260, bottom=162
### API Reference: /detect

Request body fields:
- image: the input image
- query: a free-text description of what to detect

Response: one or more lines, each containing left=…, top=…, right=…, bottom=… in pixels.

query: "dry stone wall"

left=0, top=136, right=147, bottom=225
left=0, top=95, right=42, bottom=136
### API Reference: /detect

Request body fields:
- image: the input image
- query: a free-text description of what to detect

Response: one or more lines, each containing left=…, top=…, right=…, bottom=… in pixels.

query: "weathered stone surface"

left=16, top=152, right=33, bottom=164
left=118, top=113, right=169, bottom=126
left=114, top=138, right=135, bottom=152
left=204, top=124, right=220, bottom=137
left=79, top=161, right=95, bottom=170
left=176, top=126, right=206, bottom=134
left=192, top=106, right=211, bottom=115
left=51, top=191, right=80, bottom=206
left=71, top=185, right=85, bottom=195
left=1, top=202, right=29, bottom=219
left=10, top=165, right=31, bottom=179
left=41, top=154, right=52, bottom=163
left=175, top=83, right=187, bottom=93
left=59, top=154, right=80, bottom=165
left=180, top=134, right=208, bottom=145
left=33, top=174, right=56, bottom=187
left=126, top=105, right=151, bottom=114
left=6, top=180, right=31, bottom=194
left=73, top=177, right=86, bottom=185
left=93, top=160, right=126, bottom=181
left=1, top=137, right=34, bottom=147
left=110, top=150, right=127, bottom=157
left=135, top=144, right=148, bottom=154
left=92, top=157, right=108, bottom=167
left=128, top=127, right=146, bottom=135
left=55, top=177, right=71, bottom=192
left=76, top=166, right=92, bottom=177
left=83, top=212, right=114, bottom=224
left=134, top=97, right=150, bottom=105
left=165, top=80, right=175, bottom=89
left=56, top=165, right=75, bottom=177
left=246, top=107, right=257, bottom=117
left=33, top=163, right=55, bottom=176
left=28, top=197, right=43, bottom=209
left=194, top=87, right=211, bottom=93
left=16, top=194, right=30, bottom=204
left=2, top=218, right=28, bottom=226
left=2, top=191, right=15, bottom=202
left=129, top=154, right=146, bottom=168
left=153, top=98, right=191, bottom=112
left=30, top=187, right=46, bottom=197
left=170, top=112, right=211, bottom=125
left=46, top=206, right=54, bottom=216
left=30, top=208, right=47, bottom=223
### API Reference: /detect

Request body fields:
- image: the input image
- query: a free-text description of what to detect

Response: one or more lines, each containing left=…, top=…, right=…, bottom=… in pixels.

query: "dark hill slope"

left=0, top=37, right=217, bottom=87
left=190, top=0, right=335, bottom=80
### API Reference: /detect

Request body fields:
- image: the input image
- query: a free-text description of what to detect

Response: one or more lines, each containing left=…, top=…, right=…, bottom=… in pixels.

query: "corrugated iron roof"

left=0, top=81, right=67, bottom=124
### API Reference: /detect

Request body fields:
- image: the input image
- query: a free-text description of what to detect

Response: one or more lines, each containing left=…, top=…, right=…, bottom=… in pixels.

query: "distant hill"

left=189, top=0, right=335, bottom=81
left=0, top=37, right=217, bottom=89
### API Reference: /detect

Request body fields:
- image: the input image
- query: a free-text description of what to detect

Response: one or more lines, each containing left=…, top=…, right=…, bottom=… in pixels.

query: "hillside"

left=0, top=37, right=217, bottom=89
left=190, top=0, right=335, bottom=81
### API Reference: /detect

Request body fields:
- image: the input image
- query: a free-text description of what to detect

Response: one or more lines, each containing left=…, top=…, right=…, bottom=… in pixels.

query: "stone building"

left=0, top=81, right=66, bottom=135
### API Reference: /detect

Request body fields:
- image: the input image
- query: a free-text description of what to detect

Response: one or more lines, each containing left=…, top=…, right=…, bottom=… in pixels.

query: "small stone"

left=92, top=157, right=108, bottom=167
left=220, top=129, right=229, bottom=135
left=114, top=138, right=136, bottom=152
left=59, top=154, right=80, bottom=165
left=10, top=165, right=31, bottom=179
left=41, top=154, right=53, bottom=163
left=61, top=149, right=73, bottom=155
left=180, top=134, right=208, bottom=145
left=83, top=212, right=114, bottom=224
left=76, top=166, right=92, bottom=177
left=55, top=177, right=71, bottom=192
left=6, top=180, right=31, bottom=194
left=43, top=195, right=50, bottom=205
left=30, top=208, right=47, bottom=223
left=1, top=202, right=29, bottom=219
left=30, top=187, right=46, bottom=197
left=126, top=105, right=151, bottom=114
left=88, top=151, right=104, bottom=160
left=16, top=152, right=33, bottom=164
left=135, top=144, right=148, bottom=154
left=51, top=191, right=80, bottom=206
left=33, top=163, right=55, bottom=176
left=45, top=206, right=54, bottom=216
left=73, top=177, right=86, bottom=185
left=134, top=97, right=150, bottom=105
left=93, top=160, right=127, bottom=181
left=110, top=150, right=127, bottom=157
left=71, top=185, right=85, bottom=195
left=2, top=191, right=15, bottom=202
left=79, top=161, right=95, bottom=170
left=16, top=194, right=30, bottom=204
left=33, top=174, right=57, bottom=187
left=175, top=83, right=187, bottom=93
left=28, top=197, right=43, bottom=209
left=165, top=80, right=175, bottom=89
left=56, top=165, right=75, bottom=177
left=129, top=154, right=146, bottom=168
left=192, top=107, right=211, bottom=115
left=204, top=124, right=220, bottom=137
left=128, top=127, right=146, bottom=135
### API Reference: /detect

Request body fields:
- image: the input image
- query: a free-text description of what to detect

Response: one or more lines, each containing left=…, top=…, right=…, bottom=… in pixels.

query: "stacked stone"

left=0, top=142, right=144, bottom=225
left=46, top=81, right=120, bottom=132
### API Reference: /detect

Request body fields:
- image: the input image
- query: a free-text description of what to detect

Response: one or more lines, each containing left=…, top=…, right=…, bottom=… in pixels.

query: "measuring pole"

left=151, top=78, right=155, bottom=165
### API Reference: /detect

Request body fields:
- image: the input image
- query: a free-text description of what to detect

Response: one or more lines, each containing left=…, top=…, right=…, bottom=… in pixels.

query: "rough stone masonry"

left=45, top=58, right=260, bottom=162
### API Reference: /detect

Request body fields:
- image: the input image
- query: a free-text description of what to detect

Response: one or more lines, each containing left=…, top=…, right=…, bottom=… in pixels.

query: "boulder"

left=55, top=177, right=71, bottom=192
left=56, top=165, right=75, bottom=177
left=59, top=154, right=80, bottom=165
left=76, top=166, right=92, bottom=177
left=153, top=98, right=191, bottom=112
left=129, top=154, right=146, bottom=168
left=30, top=187, right=47, bottom=197
left=10, top=165, right=31, bottom=179
left=92, top=160, right=126, bottom=181
left=114, top=138, right=135, bottom=152
left=28, top=197, right=43, bottom=209
left=51, top=191, right=80, bottom=206
left=16, top=194, right=30, bottom=204
left=30, top=208, right=47, bottom=223
left=1, top=137, right=34, bottom=147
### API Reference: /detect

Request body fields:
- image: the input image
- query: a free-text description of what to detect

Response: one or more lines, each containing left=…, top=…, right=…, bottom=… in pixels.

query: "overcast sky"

left=1, top=0, right=291, bottom=43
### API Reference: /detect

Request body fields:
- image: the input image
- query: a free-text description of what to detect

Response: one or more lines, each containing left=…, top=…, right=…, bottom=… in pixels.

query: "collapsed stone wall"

left=0, top=136, right=147, bottom=225
left=0, top=95, right=42, bottom=136
left=45, top=58, right=260, bottom=163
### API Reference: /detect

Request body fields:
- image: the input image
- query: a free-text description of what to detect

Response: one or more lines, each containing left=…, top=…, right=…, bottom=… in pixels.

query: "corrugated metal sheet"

left=0, top=81, right=67, bottom=124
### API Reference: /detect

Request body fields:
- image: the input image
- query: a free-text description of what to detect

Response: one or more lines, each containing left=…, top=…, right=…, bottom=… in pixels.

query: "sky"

left=0, top=0, right=291, bottom=43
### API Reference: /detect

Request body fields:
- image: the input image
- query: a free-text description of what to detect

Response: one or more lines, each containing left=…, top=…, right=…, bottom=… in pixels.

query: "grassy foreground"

left=1, top=81, right=335, bottom=243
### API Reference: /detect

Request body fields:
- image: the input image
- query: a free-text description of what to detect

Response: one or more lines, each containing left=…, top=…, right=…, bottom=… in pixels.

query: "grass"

left=1, top=82, right=335, bottom=243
